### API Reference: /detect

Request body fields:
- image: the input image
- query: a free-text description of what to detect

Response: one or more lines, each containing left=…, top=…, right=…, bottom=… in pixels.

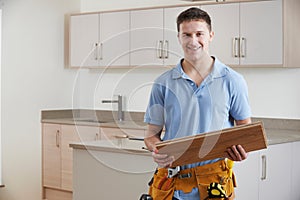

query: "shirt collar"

left=172, top=57, right=228, bottom=80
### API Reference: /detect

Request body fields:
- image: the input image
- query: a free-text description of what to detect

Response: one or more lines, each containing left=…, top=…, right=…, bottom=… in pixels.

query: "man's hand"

left=152, top=148, right=175, bottom=168
left=226, top=144, right=248, bottom=161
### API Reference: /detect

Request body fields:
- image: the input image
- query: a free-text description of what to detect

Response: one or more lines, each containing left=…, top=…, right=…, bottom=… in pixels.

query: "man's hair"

left=176, top=7, right=212, bottom=32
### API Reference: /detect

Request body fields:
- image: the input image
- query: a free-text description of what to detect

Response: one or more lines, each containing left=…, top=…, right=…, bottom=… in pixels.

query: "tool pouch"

left=195, top=160, right=235, bottom=200
left=148, top=171, right=175, bottom=200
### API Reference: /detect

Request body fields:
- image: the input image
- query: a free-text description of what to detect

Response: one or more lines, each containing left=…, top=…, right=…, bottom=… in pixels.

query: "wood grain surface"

left=156, top=122, right=267, bottom=167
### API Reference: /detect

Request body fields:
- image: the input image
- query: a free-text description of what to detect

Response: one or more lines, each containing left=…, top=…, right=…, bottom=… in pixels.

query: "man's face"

left=178, top=20, right=214, bottom=62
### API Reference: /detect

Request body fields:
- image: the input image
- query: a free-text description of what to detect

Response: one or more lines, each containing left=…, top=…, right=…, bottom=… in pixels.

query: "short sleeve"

left=229, top=74, right=252, bottom=120
left=144, top=82, right=165, bottom=126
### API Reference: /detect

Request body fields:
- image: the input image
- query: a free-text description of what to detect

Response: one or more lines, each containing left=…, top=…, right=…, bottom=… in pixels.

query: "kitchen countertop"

left=70, top=138, right=150, bottom=154
left=41, top=109, right=300, bottom=147
left=42, top=118, right=147, bottom=130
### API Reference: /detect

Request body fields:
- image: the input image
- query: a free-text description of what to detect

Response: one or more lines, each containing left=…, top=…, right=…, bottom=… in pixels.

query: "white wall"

left=1, top=0, right=299, bottom=199
left=79, top=0, right=300, bottom=120
left=1, top=0, right=80, bottom=199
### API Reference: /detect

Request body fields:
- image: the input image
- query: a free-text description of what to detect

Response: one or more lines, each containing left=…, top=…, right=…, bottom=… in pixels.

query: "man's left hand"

left=226, top=144, right=248, bottom=161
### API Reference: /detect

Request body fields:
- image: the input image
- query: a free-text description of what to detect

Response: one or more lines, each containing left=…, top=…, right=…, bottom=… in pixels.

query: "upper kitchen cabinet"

left=164, top=6, right=191, bottom=66
left=130, top=7, right=192, bottom=67
left=70, top=14, right=99, bottom=68
left=202, top=0, right=283, bottom=67
left=69, top=11, right=130, bottom=68
left=130, top=8, right=164, bottom=67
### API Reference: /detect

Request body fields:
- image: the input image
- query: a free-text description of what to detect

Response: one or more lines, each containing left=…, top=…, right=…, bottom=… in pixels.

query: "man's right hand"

left=152, top=148, right=175, bottom=168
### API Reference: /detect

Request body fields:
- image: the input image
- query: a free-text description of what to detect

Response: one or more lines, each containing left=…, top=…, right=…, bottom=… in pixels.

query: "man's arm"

left=144, top=124, right=175, bottom=168
left=226, top=117, right=252, bottom=161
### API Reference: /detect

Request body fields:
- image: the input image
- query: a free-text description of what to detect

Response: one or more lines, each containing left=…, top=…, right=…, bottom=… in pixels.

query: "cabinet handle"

left=95, top=133, right=99, bottom=140
left=99, top=43, right=103, bottom=60
left=163, top=40, right=169, bottom=59
left=94, top=43, right=98, bottom=60
left=261, top=155, right=267, bottom=180
left=56, top=130, right=60, bottom=148
left=240, top=37, right=246, bottom=58
left=156, top=40, right=163, bottom=59
left=233, top=37, right=240, bottom=58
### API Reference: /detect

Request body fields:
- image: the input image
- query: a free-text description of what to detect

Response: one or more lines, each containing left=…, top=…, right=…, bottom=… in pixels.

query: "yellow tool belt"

left=148, top=159, right=236, bottom=200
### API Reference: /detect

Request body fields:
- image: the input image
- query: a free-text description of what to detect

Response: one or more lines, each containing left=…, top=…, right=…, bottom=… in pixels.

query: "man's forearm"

left=144, top=124, right=163, bottom=151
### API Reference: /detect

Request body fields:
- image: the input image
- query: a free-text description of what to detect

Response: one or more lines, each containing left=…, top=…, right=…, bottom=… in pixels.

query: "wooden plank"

left=156, top=121, right=267, bottom=167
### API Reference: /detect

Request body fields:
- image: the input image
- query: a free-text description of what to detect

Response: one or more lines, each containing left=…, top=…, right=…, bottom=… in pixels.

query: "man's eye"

left=183, top=34, right=191, bottom=37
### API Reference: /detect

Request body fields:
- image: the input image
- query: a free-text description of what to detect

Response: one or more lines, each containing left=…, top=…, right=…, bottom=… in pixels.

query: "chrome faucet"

left=102, top=95, right=123, bottom=121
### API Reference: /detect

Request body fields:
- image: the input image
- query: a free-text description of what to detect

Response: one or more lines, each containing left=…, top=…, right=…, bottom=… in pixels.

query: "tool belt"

left=148, top=159, right=236, bottom=200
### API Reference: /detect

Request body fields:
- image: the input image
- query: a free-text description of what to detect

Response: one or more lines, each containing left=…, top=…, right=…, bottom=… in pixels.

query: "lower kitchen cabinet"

left=42, top=123, right=101, bottom=199
left=234, top=142, right=293, bottom=199
left=291, top=141, right=300, bottom=199
left=42, top=123, right=146, bottom=200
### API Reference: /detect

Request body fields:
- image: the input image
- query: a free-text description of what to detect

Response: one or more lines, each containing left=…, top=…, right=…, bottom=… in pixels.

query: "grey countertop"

left=41, top=109, right=300, bottom=146
left=42, top=118, right=147, bottom=130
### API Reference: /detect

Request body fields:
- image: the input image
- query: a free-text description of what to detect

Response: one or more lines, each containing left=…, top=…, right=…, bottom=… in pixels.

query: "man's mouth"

left=187, top=46, right=201, bottom=51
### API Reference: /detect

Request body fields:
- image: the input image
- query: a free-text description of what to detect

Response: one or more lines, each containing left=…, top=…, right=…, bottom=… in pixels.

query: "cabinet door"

left=60, top=125, right=101, bottom=191
left=164, top=7, right=191, bottom=66
left=69, top=14, right=99, bottom=67
left=201, top=4, right=240, bottom=65
left=291, top=141, right=300, bottom=199
left=130, top=8, right=164, bottom=67
left=259, top=143, right=292, bottom=199
left=240, top=0, right=282, bottom=65
left=42, top=123, right=61, bottom=188
left=234, top=151, right=260, bottom=200
left=100, top=11, right=130, bottom=67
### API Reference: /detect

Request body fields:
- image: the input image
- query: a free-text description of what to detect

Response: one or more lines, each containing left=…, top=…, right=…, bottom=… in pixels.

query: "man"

left=144, top=7, right=251, bottom=200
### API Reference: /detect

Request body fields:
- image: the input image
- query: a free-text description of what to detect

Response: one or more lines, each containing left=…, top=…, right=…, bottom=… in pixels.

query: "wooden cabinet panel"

left=42, top=123, right=61, bottom=188
left=43, top=123, right=101, bottom=196
left=60, top=125, right=101, bottom=191
left=44, top=188, right=72, bottom=200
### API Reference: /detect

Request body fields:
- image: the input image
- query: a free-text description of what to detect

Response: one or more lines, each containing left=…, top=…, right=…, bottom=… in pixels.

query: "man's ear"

left=209, top=31, right=215, bottom=42
left=177, top=33, right=181, bottom=44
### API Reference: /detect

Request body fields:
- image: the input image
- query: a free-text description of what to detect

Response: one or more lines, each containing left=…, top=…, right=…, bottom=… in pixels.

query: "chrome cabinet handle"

left=94, top=43, right=98, bottom=60
left=95, top=133, right=99, bottom=140
left=233, top=37, right=240, bottom=58
left=261, top=155, right=267, bottom=180
left=163, top=40, right=169, bottom=59
left=99, top=43, right=103, bottom=60
left=240, top=37, right=246, bottom=58
left=156, top=40, right=163, bottom=59
left=56, top=130, right=60, bottom=148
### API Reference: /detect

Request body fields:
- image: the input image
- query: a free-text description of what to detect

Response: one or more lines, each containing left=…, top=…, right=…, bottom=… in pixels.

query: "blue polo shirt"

left=144, top=57, right=251, bottom=199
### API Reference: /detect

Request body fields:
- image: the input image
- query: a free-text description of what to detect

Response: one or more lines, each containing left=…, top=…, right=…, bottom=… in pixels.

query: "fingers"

left=226, top=145, right=248, bottom=161
left=152, top=151, right=175, bottom=168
